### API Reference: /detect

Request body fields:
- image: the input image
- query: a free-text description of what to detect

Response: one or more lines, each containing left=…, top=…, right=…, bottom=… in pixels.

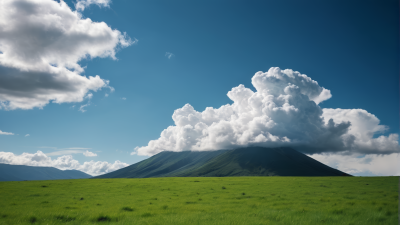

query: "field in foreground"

left=0, top=177, right=397, bottom=225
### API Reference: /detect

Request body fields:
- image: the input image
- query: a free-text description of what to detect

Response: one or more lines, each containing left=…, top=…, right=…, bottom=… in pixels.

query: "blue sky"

left=0, top=0, right=398, bottom=176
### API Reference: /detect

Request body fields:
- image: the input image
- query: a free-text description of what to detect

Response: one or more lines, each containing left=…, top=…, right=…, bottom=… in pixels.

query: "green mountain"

left=96, top=147, right=350, bottom=178
left=0, top=164, right=92, bottom=181
left=96, top=149, right=228, bottom=178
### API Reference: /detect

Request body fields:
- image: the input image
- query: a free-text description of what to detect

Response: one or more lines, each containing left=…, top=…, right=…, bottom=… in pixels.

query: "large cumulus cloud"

left=135, top=67, right=399, bottom=157
left=0, top=151, right=128, bottom=176
left=0, top=0, right=133, bottom=110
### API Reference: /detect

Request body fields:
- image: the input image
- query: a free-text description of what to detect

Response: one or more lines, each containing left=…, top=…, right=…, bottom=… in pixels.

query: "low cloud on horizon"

left=0, top=150, right=127, bottom=176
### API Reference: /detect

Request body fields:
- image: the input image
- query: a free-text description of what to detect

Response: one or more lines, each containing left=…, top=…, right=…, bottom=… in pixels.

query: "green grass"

left=0, top=177, right=397, bottom=224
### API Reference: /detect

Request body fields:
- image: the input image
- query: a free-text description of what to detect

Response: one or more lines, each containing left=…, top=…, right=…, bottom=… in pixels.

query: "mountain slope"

left=96, top=147, right=350, bottom=178
left=96, top=150, right=228, bottom=178
left=0, top=164, right=92, bottom=181
left=184, top=147, right=349, bottom=177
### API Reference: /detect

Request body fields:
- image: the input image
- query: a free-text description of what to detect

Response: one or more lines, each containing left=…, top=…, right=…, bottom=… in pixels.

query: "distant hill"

left=96, top=147, right=350, bottom=178
left=0, top=164, right=92, bottom=181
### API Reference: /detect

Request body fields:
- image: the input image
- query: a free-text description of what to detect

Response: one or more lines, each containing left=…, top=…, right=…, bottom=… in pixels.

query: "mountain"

left=0, top=164, right=92, bottom=181
left=96, top=150, right=228, bottom=178
left=96, top=147, right=350, bottom=178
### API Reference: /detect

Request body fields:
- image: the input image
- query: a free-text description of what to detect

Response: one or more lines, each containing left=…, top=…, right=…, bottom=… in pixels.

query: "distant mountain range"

left=96, top=147, right=351, bottom=178
left=0, top=164, right=92, bottom=181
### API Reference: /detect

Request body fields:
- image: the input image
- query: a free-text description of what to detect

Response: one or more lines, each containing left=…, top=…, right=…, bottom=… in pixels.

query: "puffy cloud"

left=83, top=150, right=97, bottom=157
left=79, top=160, right=128, bottom=176
left=75, top=0, right=111, bottom=11
left=0, top=151, right=128, bottom=176
left=0, top=0, right=134, bottom=110
left=0, top=130, right=14, bottom=135
left=322, top=108, right=399, bottom=154
left=308, top=153, right=400, bottom=176
left=135, top=67, right=399, bottom=157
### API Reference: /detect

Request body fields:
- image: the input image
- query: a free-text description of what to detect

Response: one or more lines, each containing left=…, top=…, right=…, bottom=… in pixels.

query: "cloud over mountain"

left=0, top=0, right=134, bottom=110
left=0, top=150, right=127, bottom=176
left=135, top=67, right=399, bottom=156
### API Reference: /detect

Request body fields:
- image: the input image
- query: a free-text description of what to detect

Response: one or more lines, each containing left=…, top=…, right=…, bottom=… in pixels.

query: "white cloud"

left=165, top=52, right=174, bottom=59
left=45, top=147, right=95, bottom=156
left=308, top=153, right=400, bottom=176
left=130, top=146, right=140, bottom=155
left=86, top=93, right=94, bottom=100
left=0, top=130, right=14, bottom=135
left=0, top=150, right=128, bottom=176
left=83, top=150, right=97, bottom=157
left=79, top=93, right=93, bottom=112
left=79, top=103, right=89, bottom=112
left=46, top=150, right=85, bottom=156
left=79, top=160, right=128, bottom=175
left=135, top=67, right=400, bottom=158
left=64, top=147, right=91, bottom=150
left=75, top=0, right=111, bottom=11
left=121, top=97, right=126, bottom=100
left=25, top=134, right=30, bottom=137
left=322, top=108, right=399, bottom=154
left=0, top=0, right=133, bottom=110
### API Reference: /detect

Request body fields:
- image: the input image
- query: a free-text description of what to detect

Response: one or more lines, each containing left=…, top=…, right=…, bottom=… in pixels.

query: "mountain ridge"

left=0, top=163, right=92, bottom=181
left=96, top=147, right=350, bottom=178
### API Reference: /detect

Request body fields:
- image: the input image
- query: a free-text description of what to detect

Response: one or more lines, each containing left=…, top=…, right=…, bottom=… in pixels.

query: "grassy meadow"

left=0, top=176, right=397, bottom=224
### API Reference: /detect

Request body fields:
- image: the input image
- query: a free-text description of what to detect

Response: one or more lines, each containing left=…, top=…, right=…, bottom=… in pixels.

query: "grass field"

left=0, top=177, right=397, bottom=224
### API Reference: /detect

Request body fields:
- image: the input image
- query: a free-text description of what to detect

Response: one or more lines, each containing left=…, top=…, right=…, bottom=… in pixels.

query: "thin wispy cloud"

left=43, top=147, right=94, bottom=156
left=165, top=52, right=174, bottom=59
left=79, top=104, right=89, bottom=112
left=79, top=93, right=93, bottom=112
left=25, top=134, right=30, bottom=137
left=45, top=147, right=97, bottom=157
left=46, top=150, right=86, bottom=156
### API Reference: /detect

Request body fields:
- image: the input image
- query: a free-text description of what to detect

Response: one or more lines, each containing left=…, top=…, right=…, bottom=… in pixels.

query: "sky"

left=0, top=0, right=398, bottom=176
